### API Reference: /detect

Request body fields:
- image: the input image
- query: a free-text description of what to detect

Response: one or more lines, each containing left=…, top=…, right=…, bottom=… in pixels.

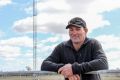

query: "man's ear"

left=84, top=28, right=88, bottom=33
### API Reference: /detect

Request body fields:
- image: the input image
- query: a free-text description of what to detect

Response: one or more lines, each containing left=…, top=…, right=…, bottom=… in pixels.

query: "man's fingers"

left=68, top=75, right=77, bottom=80
left=75, top=75, right=80, bottom=80
left=58, top=64, right=73, bottom=78
left=58, top=67, right=64, bottom=73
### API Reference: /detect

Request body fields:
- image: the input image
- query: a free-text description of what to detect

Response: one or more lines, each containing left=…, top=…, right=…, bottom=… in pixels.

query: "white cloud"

left=88, top=0, right=120, bottom=13
left=95, top=35, right=120, bottom=50
left=0, top=0, right=12, bottom=8
left=0, top=45, right=21, bottom=60
left=40, top=35, right=60, bottom=44
left=12, top=17, right=33, bottom=33
left=0, top=36, right=33, bottom=48
left=37, top=41, right=58, bottom=56
left=107, top=50, right=120, bottom=61
left=37, top=0, right=70, bottom=13
left=24, top=50, right=33, bottom=58
left=109, top=59, right=120, bottom=69
left=95, top=35, right=120, bottom=69
left=38, top=57, right=44, bottom=70
left=12, top=0, right=120, bottom=34
left=0, top=36, right=33, bottom=60
left=0, top=58, right=33, bottom=71
left=0, top=45, right=33, bottom=70
left=37, top=34, right=69, bottom=55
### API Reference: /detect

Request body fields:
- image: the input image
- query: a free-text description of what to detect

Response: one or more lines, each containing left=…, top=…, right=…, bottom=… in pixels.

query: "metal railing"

left=87, top=70, right=120, bottom=80
left=0, top=71, right=64, bottom=80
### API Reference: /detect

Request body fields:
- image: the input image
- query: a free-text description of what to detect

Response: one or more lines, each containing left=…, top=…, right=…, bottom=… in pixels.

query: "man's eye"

left=76, top=28, right=81, bottom=31
left=69, top=29, right=73, bottom=31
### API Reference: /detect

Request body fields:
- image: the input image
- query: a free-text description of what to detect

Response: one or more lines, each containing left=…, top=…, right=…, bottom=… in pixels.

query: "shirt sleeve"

left=72, top=39, right=108, bottom=74
left=41, top=44, right=64, bottom=72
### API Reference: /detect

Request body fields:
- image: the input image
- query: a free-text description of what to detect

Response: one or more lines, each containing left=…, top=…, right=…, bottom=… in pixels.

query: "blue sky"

left=0, top=0, right=120, bottom=71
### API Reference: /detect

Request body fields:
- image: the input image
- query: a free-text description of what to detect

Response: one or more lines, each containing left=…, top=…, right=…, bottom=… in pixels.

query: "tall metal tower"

left=33, top=0, right=37, bottom=71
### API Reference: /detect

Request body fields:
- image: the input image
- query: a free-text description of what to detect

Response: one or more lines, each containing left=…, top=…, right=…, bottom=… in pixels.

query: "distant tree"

left=26, top=66, right=32, bottom=71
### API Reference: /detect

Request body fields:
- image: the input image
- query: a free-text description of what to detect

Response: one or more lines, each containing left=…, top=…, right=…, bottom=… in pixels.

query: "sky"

left=0, top=0, right=120, bottom=71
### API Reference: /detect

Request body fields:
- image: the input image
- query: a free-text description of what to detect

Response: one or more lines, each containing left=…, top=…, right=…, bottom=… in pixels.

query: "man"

left=41, top=17, right=108, bottom=80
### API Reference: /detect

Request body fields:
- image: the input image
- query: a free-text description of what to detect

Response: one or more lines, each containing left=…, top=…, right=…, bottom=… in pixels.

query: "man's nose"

left=72, top=30, right=78, bottom=35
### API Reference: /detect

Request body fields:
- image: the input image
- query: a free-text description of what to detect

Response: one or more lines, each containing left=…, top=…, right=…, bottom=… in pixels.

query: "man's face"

left=69, top=26, right=87, bottom=44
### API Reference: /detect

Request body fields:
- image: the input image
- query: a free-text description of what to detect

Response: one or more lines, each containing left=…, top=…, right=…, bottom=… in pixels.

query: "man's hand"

left=68, top=74, right=80, bottom=80
left=58, top=64, right=73, bottom=78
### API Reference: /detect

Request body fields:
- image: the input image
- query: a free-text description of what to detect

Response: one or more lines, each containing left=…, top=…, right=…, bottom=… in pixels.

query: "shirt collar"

left=65, top=37, right=90, bottom=48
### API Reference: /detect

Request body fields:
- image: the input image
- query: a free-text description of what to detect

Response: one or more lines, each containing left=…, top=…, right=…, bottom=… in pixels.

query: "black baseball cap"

left=66, top=17, right=86, bottom=29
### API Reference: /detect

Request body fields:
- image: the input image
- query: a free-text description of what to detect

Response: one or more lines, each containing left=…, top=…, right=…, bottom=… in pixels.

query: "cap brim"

left=66, top=24, right=82, bottom=29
